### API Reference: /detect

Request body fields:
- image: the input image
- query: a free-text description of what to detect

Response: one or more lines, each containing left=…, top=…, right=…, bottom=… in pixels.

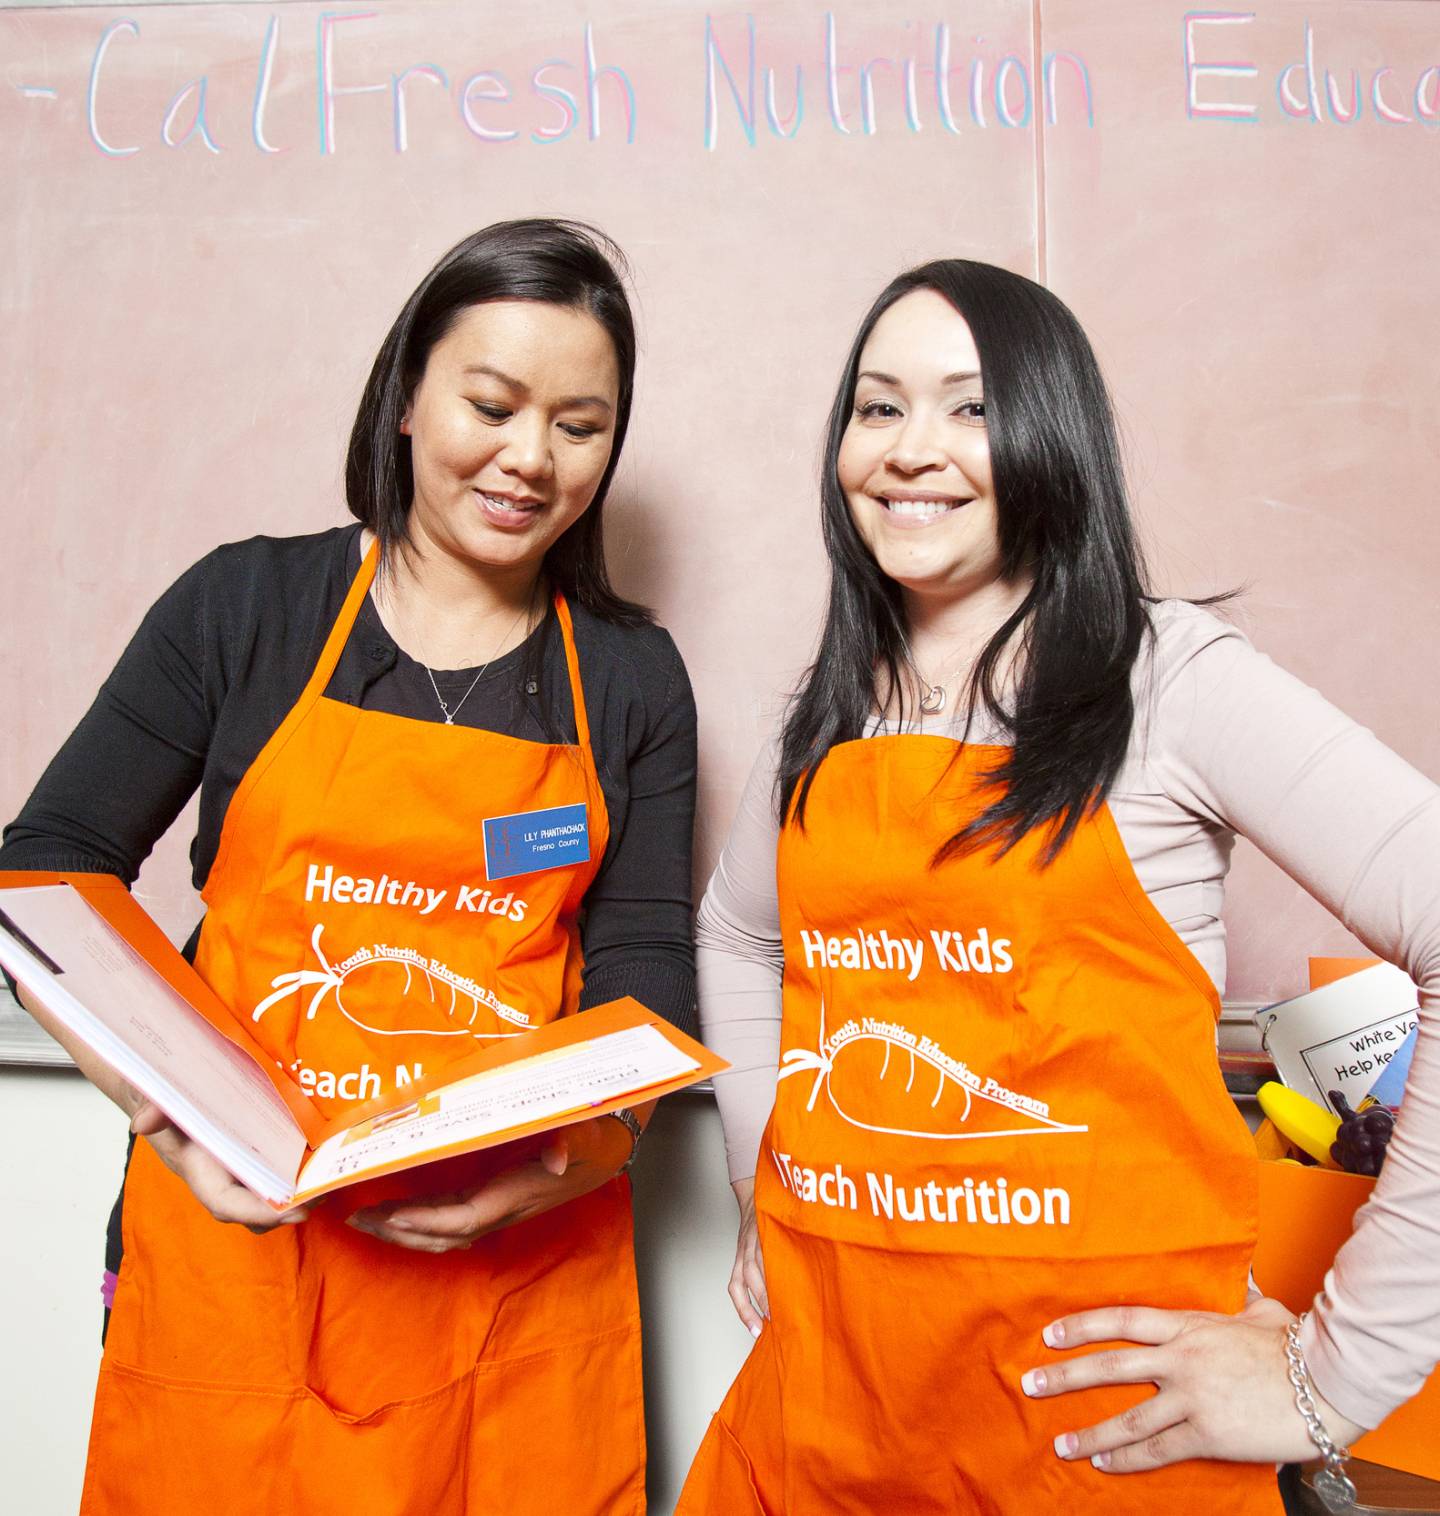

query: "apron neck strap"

left=306, top=542, right=593, bottom=754
left=552, top=591, right=592, bottom=751
left=302, top=535, right=380, bottom=704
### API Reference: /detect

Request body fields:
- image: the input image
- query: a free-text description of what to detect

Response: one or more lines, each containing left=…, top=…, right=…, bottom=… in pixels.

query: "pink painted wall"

left=1041, top=0, right=1440, bottom=994
left=1, top=0, right=1434, bottom=1004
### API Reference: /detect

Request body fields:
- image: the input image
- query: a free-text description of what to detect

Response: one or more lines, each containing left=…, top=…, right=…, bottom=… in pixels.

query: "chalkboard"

left=1, top=0, right=1435, bottom=1026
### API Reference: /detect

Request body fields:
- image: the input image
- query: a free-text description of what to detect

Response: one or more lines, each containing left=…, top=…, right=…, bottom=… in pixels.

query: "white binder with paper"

left=1256, top=962, right=1419, bottom=1116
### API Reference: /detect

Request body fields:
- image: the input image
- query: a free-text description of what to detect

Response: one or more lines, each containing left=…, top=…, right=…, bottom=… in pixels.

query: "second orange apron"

left=84, top=542, right=646, bottom=1515
left=680, top=735, right=1282, bottom=1515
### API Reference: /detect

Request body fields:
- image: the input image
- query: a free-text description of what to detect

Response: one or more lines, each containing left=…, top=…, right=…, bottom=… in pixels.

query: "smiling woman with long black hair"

left=1, top=219, right=696, bottom=1515
left=678, top=260, right=1440, bottom=1514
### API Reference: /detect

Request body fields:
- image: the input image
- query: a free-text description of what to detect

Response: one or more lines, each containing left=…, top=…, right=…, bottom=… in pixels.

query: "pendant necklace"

left=420, top=595, right=534, bottom=726
left=915, top=658, right=964, bottom=717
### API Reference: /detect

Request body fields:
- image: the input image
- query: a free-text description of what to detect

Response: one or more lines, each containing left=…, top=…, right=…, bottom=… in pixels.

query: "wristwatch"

left=607, top=1107, right=643, bottom=1172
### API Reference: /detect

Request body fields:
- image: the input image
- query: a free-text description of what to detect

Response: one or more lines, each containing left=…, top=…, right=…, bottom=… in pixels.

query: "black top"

left=1, top=524, right=698, bottom=1035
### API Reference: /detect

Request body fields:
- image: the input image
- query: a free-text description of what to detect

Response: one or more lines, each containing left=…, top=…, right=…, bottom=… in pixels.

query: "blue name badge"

left=483, top=802, right=591, bottom=882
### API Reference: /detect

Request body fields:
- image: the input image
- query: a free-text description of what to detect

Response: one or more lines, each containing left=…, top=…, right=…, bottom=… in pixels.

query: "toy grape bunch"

left=1256, top=1082, right=1398, bottom=1177
left=1328, top=1091, right=1397, bottom=1178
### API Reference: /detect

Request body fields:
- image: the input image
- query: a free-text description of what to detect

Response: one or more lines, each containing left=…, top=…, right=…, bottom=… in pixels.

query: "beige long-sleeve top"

left=697, top=599, right=1440, bottom=1430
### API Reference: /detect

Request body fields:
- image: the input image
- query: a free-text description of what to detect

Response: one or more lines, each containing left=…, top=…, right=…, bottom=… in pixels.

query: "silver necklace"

left=422, top=598, right=533, bottom=726
left=905, top=634, right=960, bottom=717
left=914, top=657, right=965, bottom=716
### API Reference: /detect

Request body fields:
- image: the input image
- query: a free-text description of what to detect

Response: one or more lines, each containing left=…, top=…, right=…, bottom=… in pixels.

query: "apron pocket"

left=84, top=1323, right=646, bottom=1516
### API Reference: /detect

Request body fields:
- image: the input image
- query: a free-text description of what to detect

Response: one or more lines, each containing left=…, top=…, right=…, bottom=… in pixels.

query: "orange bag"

left=1254, top=954, right=1437, bottom=1481
left=1254, top=1161, right=1439, bottom=1480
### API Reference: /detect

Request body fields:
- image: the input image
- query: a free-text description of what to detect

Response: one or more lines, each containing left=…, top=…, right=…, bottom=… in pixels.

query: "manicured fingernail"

left=1054, top=1433, right=1078, bottom=1458
left=1043, top=1321, right=1065, bottom=1347
left=1021, top=1369, right=1046, bottom=1396
left=749, top=1323, right=762, bottom=1339
left=1091, top=1452, right=1111, bottom=1470
left=387, top=1217, right=415, bottom=1231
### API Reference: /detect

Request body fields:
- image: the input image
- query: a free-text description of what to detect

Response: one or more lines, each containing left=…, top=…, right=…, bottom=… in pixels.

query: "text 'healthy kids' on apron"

left=680, top=736, right=1281, bottom=1516
left=85, top=543, right=647, bottom=1516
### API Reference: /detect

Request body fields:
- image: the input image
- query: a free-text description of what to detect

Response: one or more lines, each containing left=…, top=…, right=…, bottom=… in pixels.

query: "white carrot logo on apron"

left=779, top=1001, right=1088, bottom=1141
left=251, top=923, right=530, bottom=1039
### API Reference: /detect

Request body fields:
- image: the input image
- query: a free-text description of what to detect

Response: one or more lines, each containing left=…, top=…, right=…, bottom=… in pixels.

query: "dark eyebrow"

left=462, top=363, right=614, bottom=412
left=464, top=363, right=523, bottom=387
left=856, top=369, right=982, bottom=387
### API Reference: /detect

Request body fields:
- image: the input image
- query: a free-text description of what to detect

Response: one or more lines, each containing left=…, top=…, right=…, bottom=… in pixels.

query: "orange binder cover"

left=0, top=869, right=321, bottom=1138
left=290, top=997, right=725, bottom=1204
left=0, top=871, right=727, bottom=1208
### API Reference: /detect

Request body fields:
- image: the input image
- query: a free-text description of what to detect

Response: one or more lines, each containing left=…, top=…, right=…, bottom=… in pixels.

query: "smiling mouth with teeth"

left=476, top=490, right=544, bottom=514
left=879, top=496, right=969, bottom=519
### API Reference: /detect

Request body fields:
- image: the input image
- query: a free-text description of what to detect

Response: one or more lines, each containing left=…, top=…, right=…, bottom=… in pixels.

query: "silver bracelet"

left=1284, top=1314, right=1357, bottom=1513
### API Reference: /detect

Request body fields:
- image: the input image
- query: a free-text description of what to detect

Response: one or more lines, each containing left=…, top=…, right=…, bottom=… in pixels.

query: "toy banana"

left=1257, top=1083, right=1341, bottom=1167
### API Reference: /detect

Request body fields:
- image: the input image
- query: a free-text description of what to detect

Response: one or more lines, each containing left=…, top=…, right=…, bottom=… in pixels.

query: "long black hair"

left=345, top=218, right=649, bottom=626
left=778, top=259, right=1150, bottom=863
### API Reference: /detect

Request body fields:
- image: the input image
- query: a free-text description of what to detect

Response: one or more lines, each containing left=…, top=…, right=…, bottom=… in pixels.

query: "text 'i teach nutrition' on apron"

left=679, top=735, right=1280, bottom=1516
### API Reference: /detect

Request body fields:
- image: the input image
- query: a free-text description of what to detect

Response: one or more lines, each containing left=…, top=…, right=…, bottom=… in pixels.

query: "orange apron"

left=83, top=543, right=646, bottom=1515
left=679, top=736, right=1282, bottom=1515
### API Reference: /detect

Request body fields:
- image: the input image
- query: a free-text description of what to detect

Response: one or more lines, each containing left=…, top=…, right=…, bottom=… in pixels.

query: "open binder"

left=0, top=871, right=725, bottom=1209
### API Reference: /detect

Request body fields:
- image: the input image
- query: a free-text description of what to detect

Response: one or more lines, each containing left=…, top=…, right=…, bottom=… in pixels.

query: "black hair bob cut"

left=344, top=218, right=648, bottom=626
left=778, top=258, right=1151, bottom=864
